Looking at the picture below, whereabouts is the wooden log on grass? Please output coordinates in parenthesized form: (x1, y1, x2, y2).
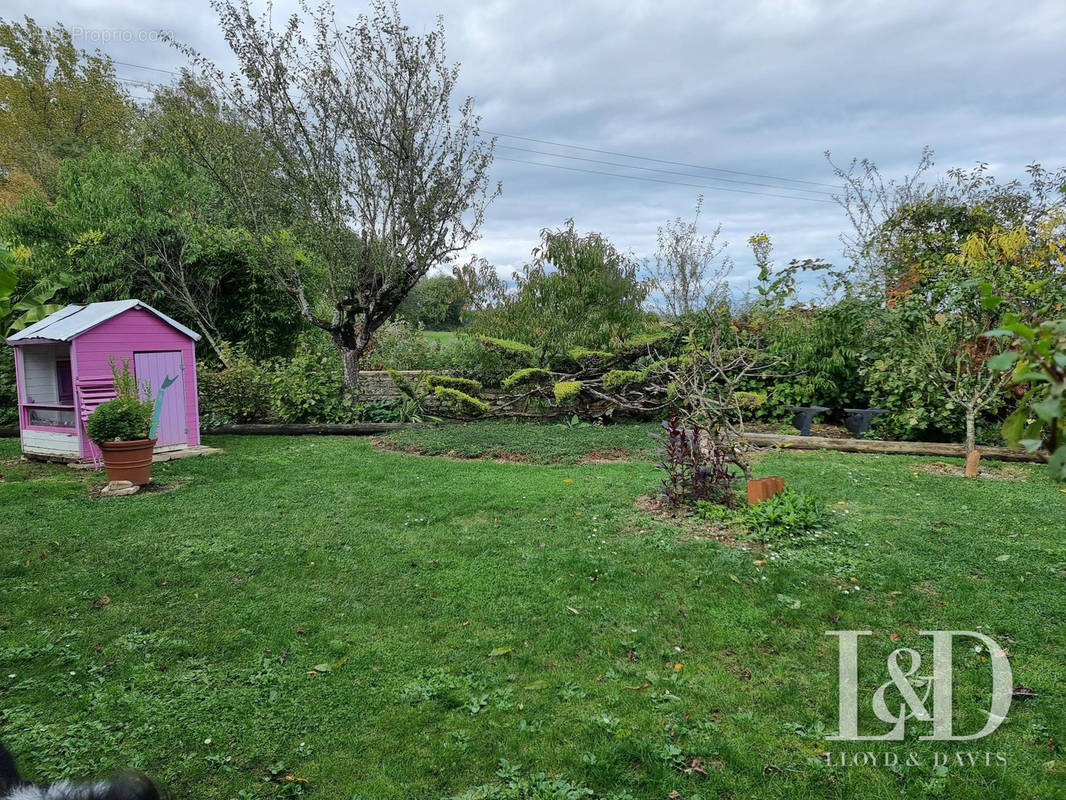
(740, 432, 1047, 464)
(202, 423, 414, 436)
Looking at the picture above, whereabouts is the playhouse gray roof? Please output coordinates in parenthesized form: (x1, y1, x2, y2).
(6, 299, 201, 344)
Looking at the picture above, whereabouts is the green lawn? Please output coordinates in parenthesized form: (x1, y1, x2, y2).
(381, 420, 658, 463)
(1, 426, 1064, 799)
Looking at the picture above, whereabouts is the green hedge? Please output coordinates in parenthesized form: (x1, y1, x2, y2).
(434, 386, 490, 417)
(426, 374, 483, 397)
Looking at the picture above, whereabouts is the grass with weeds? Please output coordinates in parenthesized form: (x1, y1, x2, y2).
(1, 425, 1064, 799)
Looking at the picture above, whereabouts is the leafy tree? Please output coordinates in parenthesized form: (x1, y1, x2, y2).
(167, 0, 497, 389)
(0, 241, 65, 336)
(452, 255, 506, 314)
(396, 275, 464, 329)
(646, 196, 731, 317)
(914, 310, 1011, 455)
(480, 220, 647, 364)
(988, 313, 1066, 480)
(0, 17, 136, 201)
(2, 150, 301, 359)
(828, 149, 1065, 302)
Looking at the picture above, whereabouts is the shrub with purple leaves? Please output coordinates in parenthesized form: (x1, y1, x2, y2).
(652, 412, 740, 509)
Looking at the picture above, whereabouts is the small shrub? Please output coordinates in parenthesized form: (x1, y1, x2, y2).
(602, 369, 643, 391)
(439, 335, 515, 387)
(356, 398, 408, 423)
(695, 499, 742, 524)
(427, 374, 483, 396)
(652, 413, 740, 508)
(365, 320, 440, 370)
(434, 386, 490, 417)
(553, 381, 582, 405)
(501, 367, 553, 391)
(87, 359, 154, 443)
(735, 391, 766, 410)
(86, 397, 153, 443)
(198, 343, 271, 423)
(388, 369, 419, 399)
(744, 489, 826, 540)
(567, 347, 614, 369)
(618, 330, 671, 357)
(268, 345, 354, 423)
(477, 336, 536, 364)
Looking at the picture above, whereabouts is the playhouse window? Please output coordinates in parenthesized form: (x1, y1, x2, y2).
(19, 344, 77, 430)
(28, 407, 75, 428)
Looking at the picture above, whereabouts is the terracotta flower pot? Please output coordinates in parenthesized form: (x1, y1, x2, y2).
(746, 476, 786, 506)
(98, 438, 157, 485)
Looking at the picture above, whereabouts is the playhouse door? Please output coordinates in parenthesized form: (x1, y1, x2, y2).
(134, 351, 186, 448)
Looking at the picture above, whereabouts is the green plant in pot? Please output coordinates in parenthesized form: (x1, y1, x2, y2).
(86, 359, 155, 485)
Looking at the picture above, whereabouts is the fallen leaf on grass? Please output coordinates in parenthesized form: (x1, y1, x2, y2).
(307, 657, 347, 675)
(565, 606, 581, 615)
(1012, 685, 1038, 699)
(625, 682, 651, 690)
(91, 596, 110, 608)
(888, 633, 901, 642)
(524, 680, 547, 690)
(684, 758, 707, 776)
(488, 646, 514, 657)
(995, 554, 1011, 562)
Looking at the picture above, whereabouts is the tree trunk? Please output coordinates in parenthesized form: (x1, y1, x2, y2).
(965, 407, 977, 455)
(341, 346, 361, 391)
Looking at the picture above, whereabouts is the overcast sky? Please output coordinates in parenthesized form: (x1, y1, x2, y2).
(9, 0, 1066, 295)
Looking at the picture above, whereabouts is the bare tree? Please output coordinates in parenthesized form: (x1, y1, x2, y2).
(826, 148, 938, 298)
(168, 0, 498, 388)
(646, 196, 732, 317)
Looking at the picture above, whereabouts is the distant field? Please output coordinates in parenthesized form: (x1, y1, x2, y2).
(422, 329, 458, 344)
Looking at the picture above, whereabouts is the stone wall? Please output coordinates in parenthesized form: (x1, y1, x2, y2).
(354, 370, 440, 401)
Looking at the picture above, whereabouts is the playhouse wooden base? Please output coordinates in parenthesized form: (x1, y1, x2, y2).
(21, 444, 222, 468)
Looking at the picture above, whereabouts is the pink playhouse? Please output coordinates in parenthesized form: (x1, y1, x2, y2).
(6, 300, 201, 462)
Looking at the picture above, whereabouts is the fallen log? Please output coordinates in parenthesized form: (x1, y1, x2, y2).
(202, 422, 413, 436)
(741, 432, 1048, 464)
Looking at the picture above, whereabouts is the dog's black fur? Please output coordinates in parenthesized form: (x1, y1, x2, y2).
(0, 743, 161, 800)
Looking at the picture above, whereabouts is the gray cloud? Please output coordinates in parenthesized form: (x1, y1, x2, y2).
(9, 0, 1066, 296)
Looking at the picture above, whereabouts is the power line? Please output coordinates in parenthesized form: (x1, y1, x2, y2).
(113, 60, 178, 75)
(494, 156, 837, 204)
(484, 129, 839, 190)
(117, 75, 163, 88)
(495, 143, 836, 197)
(106, 58, 840, 194)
